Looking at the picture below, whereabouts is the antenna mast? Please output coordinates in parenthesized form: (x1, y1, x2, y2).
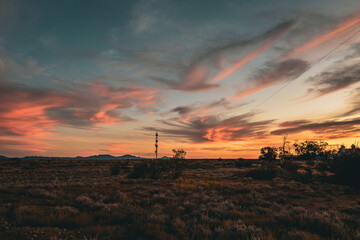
(155, 132, 158, 160)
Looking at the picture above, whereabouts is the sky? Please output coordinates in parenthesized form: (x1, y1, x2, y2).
(1, 0, 360, 158)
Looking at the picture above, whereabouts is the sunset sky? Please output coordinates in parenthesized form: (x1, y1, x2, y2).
(1, 0, 360, 158)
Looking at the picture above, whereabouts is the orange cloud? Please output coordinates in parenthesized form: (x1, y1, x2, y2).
(231, 59, 309, 101)
(176, 64, 218, 91)
(0, 81, 160, 143)
(0, 137, 54, 156)
(232, 82, 273, 101)
(285, 11, 360, 58)
(210, 22, 293, 83)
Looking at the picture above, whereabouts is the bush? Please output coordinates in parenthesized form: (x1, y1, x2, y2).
(110, 164, 121, 175)
(128, 159, 184, 179)
(246, 165, 279, 180)
(306, 159, 315, 166)
(234, 159, 253, 168)
(280, 160, 299, 172)
(259, 147, 278, 161)
(332, 153, 360, 186)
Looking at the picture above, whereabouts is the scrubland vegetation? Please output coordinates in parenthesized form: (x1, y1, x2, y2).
(0, 153, 359, 239)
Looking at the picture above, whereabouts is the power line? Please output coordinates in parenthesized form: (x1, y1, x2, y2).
(249, 26, 360, 113)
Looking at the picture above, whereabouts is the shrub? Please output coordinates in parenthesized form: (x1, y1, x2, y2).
(259, 147, 278, 161)
(128, 159, 184, 179)
(280, 160, 299, 172)
(172, 149, 186, 160)
(110, 164, 121, 175)
(246, 165, 278, 180)
(293, 140, 328, 160)
(332, 152, 360, 186)
(234, 159, 253, 168)
(306, 159, 315, 166)
(315, 161, 329, 172)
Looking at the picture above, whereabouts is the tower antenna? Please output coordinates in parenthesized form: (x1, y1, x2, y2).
(155, 132, 158, 160)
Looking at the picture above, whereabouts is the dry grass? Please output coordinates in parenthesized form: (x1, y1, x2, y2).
(0, 158, 359, 239)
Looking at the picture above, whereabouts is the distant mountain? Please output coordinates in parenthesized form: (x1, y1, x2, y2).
(118, 154, 142, 159)
(4, 154, 144, 160)
(86, 154, 116, 159)
(84, 154, 142, 159)
(160, 156, 171, 159)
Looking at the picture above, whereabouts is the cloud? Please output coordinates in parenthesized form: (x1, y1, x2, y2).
(271, 118, 360, 139)
(306, 62, 360, 98)
(130, 0, 169, 34)
(0, 137, 54, 156)
(0, 80, 160, 137)
(173, 64, 218, 91)
(0, 49, 45, 78)
(342, 87, 360, 116)
(116, 20, 296, 92)
(174, 20, 295, 91)
(170, 98, 248, 122)
(284, 10, 360, 58)
(278, 120, 311, 128)
(232, 59, 309, 100)
(209, 21, 294, 84)
(144, 113, 274, 143)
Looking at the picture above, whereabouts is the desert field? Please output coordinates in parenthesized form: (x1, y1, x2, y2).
(0, 158, 359, 240)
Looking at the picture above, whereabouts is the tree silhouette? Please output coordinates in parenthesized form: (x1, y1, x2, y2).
(259, 147, 278, 161)
(293, 140, 328, 160)
(172, 149, 186, 160)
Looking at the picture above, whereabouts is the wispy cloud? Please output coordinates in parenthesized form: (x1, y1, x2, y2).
(0, 137, 54, 156)
(210, 21, 294, 83)
(0, 49, 44, 79)
(342, 87, 360, 117)
(0, 80, 160, 137)
(170, 98, 248, 122)
(130, 0, 171, 34)
(284, 10, 360, 59)
(232, 59, 309, 100)
(144, 113, 273, 143)
(271, 118, 360, 139)
(305, 61, 360, 99)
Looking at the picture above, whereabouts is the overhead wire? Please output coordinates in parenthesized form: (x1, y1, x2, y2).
(248, 25, 360, 113)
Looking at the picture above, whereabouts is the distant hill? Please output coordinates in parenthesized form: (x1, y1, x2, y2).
(84, 154, 142, 160)
(2, 154, 145, 160)
(85, 154, 116, 159)
(118, 154, 142, 159)
(160, 156, 171, 159)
